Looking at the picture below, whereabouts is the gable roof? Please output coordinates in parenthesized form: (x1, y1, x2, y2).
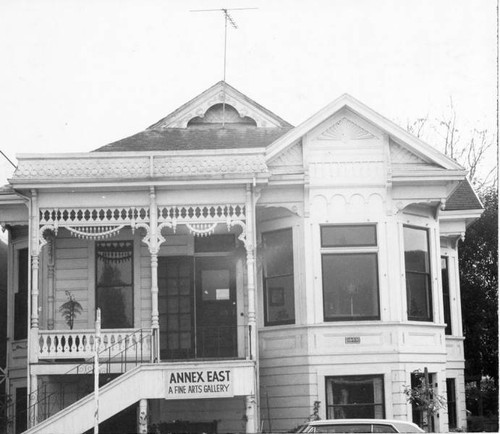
(93, 81, 292, 153)
(94, 127, 292, 152)
(446, 179, 483, 211)
(266, 93, 465, 171)
(147, 81, 292, 130)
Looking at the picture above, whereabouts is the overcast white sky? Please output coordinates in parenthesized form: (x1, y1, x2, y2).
(0, 0, 497, 185)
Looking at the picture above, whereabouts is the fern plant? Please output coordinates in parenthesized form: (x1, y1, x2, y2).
(59, 290, 83, 329)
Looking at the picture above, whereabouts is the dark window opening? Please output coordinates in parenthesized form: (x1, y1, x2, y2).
(326, 375, 385, 419)
(96, 241, 134, 329)
(194, 234, 236, 253)
(15, 387, 27, 434)
(262, 228, 295, 326)
(441, 257, 452, 335)
(404, 226, 432, 321)
(14, 248, 29, 340)
(447, 378, 457, 429)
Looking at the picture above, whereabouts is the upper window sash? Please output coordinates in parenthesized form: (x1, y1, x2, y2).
(321, 224, 377, 248)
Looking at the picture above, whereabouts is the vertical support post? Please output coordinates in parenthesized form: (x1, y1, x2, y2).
(137, 399, 148, 434)
(28, 189, 39, 428)
(29, 374, 38, 428)
(94, 308, 101, 434)
(149, 187, 160, 362)
(30, 189, 40, 330)
(244, 184, 258, 433)
(47, 237, 55, 329)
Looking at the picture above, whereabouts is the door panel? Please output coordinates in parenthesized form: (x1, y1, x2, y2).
(159, 257, 194, 360)
(159, 255, 237, 360)
(196, 256, 237, 358)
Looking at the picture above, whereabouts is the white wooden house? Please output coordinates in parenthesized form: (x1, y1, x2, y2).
(0, 82, 483, 433)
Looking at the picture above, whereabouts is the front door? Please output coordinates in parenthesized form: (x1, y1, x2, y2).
(159, 255, 237, 360)
(196, 256, 237, 358)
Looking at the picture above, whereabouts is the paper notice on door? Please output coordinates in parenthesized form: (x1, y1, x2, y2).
(216, 288, 230, 300)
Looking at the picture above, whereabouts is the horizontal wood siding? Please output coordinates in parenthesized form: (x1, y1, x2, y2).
(54, 236, 90, 330)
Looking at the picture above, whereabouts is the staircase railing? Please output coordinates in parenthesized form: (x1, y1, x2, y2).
(5, 328, 152, 429)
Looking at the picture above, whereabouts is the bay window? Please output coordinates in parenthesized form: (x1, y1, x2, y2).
(321, 225, 380, 321)
(404, 226, 432, 321)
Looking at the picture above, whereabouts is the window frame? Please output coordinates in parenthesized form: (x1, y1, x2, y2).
(320, 224, 380, 322)
(261, 227, 295, 326)
(13, 246, 29, 341)
(325, 374, 386, 420)
(403, 225, 433, 322)
(446, 378, 457, 429)
(441, 256, 452, 335)
(95, 240, 134, 329)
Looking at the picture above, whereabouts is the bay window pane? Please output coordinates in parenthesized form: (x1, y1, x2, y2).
(322, 253, 379, 320)
(404, 227, 432, 321)
(321, 225, 377, 247)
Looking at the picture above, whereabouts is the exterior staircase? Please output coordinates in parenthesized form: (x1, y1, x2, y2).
(25, 361, 254, 434)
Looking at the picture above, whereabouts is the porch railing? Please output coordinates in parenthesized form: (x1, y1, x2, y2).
(38, 328, 152, 360)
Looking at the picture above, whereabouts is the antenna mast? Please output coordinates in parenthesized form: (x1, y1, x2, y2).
(190, 7, 257, 127)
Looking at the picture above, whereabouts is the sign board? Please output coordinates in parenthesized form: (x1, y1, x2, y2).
(166, 368, 234, 399)
(345, 336, 361, 344)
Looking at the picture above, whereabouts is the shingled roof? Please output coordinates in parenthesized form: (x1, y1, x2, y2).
(93, 127, 292, 152)
(446, 180, 483, 211)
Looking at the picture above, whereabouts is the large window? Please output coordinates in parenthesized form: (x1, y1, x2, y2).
(262, 228, 295, 325)
(404, 226, 432, 321)
(441, 257, 452, 335)
(326, 375, 385, 419)
(321, 225, 379, 321)
(14, 248, 29, 340)
(96, 241, 134, 329)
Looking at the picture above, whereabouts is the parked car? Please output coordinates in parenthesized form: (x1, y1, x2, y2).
(295, 419, 425, 433)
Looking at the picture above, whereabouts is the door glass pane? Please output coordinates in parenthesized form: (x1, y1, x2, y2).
(201, 269, 230, 301)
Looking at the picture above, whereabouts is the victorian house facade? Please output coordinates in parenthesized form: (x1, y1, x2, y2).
(0, 82, 482, 433)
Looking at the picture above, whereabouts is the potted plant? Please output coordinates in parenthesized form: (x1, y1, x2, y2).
(59, 290, 83, 330)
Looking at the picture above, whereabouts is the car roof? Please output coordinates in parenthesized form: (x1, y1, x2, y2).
(308, 419, 413, 425)
(305, 419, 423, 432)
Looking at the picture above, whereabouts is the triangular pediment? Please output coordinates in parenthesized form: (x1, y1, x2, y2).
(317, 117, 376, 141)
(266, 94, 464, 173)
(148, 81, 291, 129)
(389, 139, 438, 166)
(268, 141, 303, 172)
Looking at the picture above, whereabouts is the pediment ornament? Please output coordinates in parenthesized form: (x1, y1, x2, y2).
(268, 142, 303, 167)
(318, 118, 375, 141)
(389, 140, 428, 164)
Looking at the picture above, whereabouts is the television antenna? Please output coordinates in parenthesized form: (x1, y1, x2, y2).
(190, 7, 257, 127)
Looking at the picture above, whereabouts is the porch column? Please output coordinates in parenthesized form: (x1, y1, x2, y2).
(245, 184, 259, 433)
(149, 187, 160, 362)
(47, 237, 55, 329)
(137, 399, 148, 433)
(29, 374, 38, 428)
(30, 189, 39, 330)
